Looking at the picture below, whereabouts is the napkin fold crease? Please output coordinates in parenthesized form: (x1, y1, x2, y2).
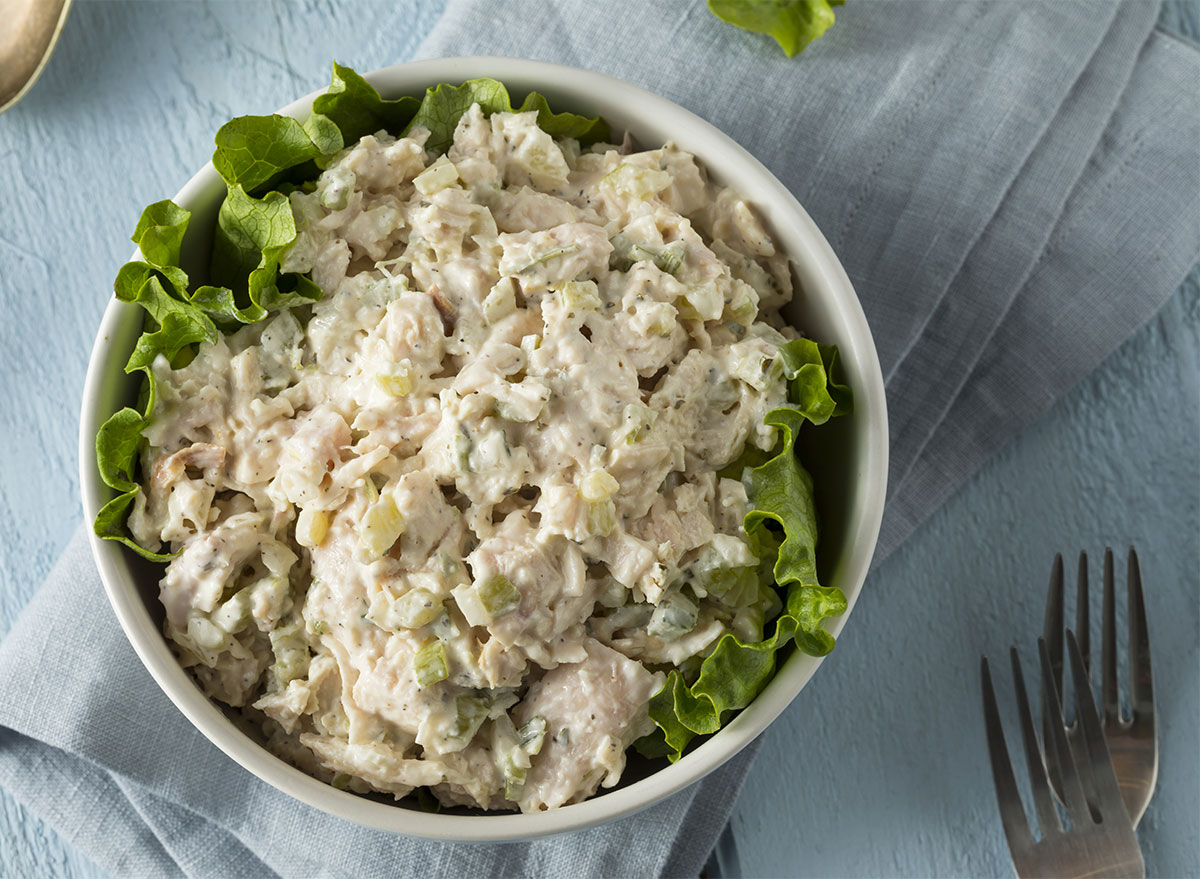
(883, 0, 1153, 498)
(1, 2, 1197, 877)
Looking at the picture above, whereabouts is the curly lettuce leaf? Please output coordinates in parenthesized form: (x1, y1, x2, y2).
(124, 311, 212, 373)
(131, 200, 190, 267)
(405, 78, 609, 156)
(647, 346, 851, 760)
(94, 396, 177, 562)
(95, 198, 280, 560)
(708, 0, 843, 57)
(212, 115, 325, 193)
(744, 408, 821, 586)
(95, 407, 147, 494)
(212, 62, 421, 193)
(310, 61, 420, 147)
(776, 337, 852, 424)
(188, 283, 267, 327)
(93, 491, 177, 562)
(118, 274, 218, 348)
(211, 184, 321, 313)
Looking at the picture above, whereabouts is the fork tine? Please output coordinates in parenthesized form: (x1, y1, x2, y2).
(1009, 647, 1062, 837)
(1127, 548, 1156, 726)
(1043, 554, 1066, 798)
(1101, 547, 1119, 723)
(1038, 637, 1091, 822)
(1066, 630, 1128, 820)
(981, 656, 1036, 852)
(1077, 551, 1090, 678)
(1043, 553, 1065, 699)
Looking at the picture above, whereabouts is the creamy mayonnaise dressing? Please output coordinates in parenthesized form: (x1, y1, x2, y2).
(131, 103, 799, 811)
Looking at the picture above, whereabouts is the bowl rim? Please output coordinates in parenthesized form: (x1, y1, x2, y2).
(78, 55, 888, 842)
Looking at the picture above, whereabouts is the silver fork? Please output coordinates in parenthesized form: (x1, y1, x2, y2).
(981, 633, 1145, 879)
(1043, 548, 1158, 826)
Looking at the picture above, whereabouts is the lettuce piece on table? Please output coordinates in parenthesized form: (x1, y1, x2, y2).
(708, 0, 843, 57)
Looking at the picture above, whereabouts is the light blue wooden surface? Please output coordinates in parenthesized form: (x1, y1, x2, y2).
(0, 2, 1195, 877)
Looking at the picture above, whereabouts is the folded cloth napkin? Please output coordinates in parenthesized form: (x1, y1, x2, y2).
(1, 2, 1197, 877)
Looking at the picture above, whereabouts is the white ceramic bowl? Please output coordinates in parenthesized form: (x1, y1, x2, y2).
(78, 57, 888, 841)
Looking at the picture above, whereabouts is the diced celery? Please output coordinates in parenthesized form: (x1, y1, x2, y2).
(450, 583, 489, 628)
(493, 378, 550, 423)
(643, 301, 678, 337)
(501, 753, 528, 800)
(518, 244, 579, 275)
(413, 155, 459, 195)
(607, 233, 636, 272)
(684, 537, 759, 605)
(654, 241, 686, 276)
(361, 272, 409, 308)
(603, 163, 672, 199)
(477, 574, 521, 618)
(482, 278, 517, 324)
(413, 640, 450, 688)
(448, 694, 489, 743)
(504, 774, 526, 801)
(295, 507, 329, 548)
(558, 279, 601, 311)
(587, 498, 617, 538)
(677, 282, 723, 321)
(730, 347, 773, 391)
(579, 467, 619, 502)
(453, 426, 474, 473)
(317, 166, 355, 211)
(377, 360, 414, 397)
(630, 244, 660, 264)
(358, 493, 405, 559)
(367, 587, 442, 631)
(700, 566, 758, 606)
(394, 587, 442, 628)
(621, 403, 657, 444)
(517, 716, 548, 755)
(647, 590, 699, 640)
(725, 281, 759, 325)
(269, 624, 310, 689)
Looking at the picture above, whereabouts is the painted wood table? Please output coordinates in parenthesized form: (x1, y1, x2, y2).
(0, 2, 1195, 876)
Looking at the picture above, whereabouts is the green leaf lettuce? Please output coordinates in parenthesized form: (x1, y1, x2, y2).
(708, 0, 844, 57)
(647, 342, 851, 760)
(310, 62, 420, 148)
(405, 78, 609, 156)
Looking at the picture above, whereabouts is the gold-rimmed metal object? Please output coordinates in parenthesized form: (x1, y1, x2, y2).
(0, 0, 74, 115)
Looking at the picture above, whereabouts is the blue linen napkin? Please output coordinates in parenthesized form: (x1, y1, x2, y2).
(0, 2, 1197, 877)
